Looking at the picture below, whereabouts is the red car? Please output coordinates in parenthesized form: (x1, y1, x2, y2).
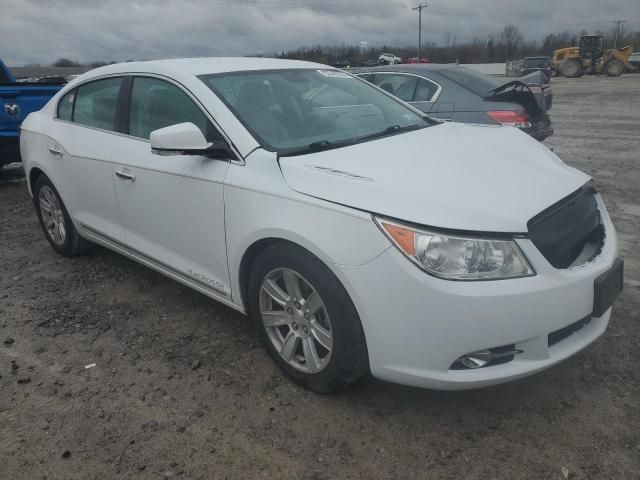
(404, 57, 429, 64)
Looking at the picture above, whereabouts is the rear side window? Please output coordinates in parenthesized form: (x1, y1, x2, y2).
(438, 67, 501, 97)
(371, 74, 417, 102)
(57, 90, 75, 121)
(74, 78, 122, 131)
(414, 78, 439, 102)
(129, 77, 209, 140)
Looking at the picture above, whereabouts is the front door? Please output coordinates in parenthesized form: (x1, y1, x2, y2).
(111, 76, 231, 297)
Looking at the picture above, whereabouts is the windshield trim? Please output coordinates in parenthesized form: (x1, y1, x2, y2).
(198, 68, 433, 155)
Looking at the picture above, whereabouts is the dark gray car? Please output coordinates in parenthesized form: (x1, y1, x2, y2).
(352, 64, 554, 141)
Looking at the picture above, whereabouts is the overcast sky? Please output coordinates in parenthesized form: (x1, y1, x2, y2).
(2, 0, 638, 65)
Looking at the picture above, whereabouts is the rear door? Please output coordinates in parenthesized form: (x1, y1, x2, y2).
(44, 77, 126, 243)
(110, 76, 232, 297)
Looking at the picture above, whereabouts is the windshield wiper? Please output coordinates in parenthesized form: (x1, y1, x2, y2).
(279, 139, 351, 157)
(307, 140, 332, 151)
(355, 123, 423, 143)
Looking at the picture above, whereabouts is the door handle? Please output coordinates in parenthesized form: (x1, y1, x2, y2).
(48, 147, 63, 156)
(115, 169, 136, 182)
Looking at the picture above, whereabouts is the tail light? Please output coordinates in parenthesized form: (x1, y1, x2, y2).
(487, 110, 531, 128)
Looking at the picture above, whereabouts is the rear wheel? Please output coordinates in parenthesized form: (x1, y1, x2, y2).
(604, 59, 624, 77)
(33, 175, 90, 256)
(562, 59, 583, 78)
(248, 242, 368, 392)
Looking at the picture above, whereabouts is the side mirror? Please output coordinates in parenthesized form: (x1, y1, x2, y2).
(150, 122, 235, 160)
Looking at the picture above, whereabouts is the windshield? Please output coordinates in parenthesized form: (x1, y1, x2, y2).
(437, 66, 502, 96)
(524, 59, 549, 68)
(200, 69, 428, 155)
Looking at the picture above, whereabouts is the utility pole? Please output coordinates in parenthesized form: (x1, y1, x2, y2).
(413, 3, 428, 61)
(612, 19, 626, 48)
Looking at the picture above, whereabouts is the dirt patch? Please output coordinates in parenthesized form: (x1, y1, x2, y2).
(1, 76, 639, 479)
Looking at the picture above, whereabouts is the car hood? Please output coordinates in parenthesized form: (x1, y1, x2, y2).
(279, 123, 590, 233)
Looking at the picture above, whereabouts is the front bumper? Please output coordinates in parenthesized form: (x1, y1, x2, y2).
(337, 197, 618, 390)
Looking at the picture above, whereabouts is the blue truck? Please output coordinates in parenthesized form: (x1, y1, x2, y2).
(1, 59, 65, 166)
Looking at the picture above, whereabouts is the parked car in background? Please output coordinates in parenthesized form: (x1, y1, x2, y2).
(404, 57, 429, 64)
(353, 64, 554, 141)
(360, 59, 380, 67)
(378, 53, 402, 65)
(1, 59, 65, 166)
(330, 60, 351, 69)
(629, 52, 640, 72)
(519, 56, 554, 78)
(16, 75, 69, 84)
(21, 58, 621, 393)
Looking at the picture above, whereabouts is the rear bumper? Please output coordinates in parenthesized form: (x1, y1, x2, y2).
(524, 115, 554, 141)
(529, 125, 554, 141)
(0, 135, 21, 166)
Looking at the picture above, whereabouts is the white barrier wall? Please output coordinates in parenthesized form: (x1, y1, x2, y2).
(459, 63, 507, 75)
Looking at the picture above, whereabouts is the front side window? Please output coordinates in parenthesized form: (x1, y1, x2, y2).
(129, 77, 209, 140)
(371, 73, 418, 102)
(73, 78, 122, 131)
(57, 90, 75, 121)
(200, 69, 427, 155)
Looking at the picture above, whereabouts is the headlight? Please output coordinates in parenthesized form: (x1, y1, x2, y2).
(375, 218, 535, 280)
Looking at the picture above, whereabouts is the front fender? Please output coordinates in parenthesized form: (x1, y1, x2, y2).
(224, 149, 390, 307)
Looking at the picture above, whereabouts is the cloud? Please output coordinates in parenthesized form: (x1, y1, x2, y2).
(1, 0, 638, 65)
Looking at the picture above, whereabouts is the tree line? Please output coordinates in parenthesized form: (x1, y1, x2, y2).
(266, 24, 640, 65)
(47, 23, 639, 68)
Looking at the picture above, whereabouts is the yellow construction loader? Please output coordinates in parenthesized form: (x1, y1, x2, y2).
(552, 34, 634, 77)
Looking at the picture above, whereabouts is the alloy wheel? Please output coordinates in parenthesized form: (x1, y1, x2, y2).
(259, 268, 333, 373)
(38, 185, 66, 246)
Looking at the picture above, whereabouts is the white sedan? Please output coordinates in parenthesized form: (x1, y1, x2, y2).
(20, 58, 623, 392)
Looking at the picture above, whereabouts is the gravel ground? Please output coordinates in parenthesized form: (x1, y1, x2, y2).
(1, 75, 639, 480)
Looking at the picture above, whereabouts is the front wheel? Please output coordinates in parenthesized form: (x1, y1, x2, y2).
(248, 243, 368, 392)
(562, 59, 583, 78)
(33, 175, 90, 256)
(604, 59, 624, 77)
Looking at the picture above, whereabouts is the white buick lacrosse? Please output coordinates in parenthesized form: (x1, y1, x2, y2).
(20, 58, 622, 392)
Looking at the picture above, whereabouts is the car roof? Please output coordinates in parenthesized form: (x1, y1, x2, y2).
(81, 57, 328, 79)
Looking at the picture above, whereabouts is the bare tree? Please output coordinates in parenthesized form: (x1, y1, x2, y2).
(499, 24, 523, 60)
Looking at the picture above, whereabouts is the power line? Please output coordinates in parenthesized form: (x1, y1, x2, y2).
(412, 3, 428, 61)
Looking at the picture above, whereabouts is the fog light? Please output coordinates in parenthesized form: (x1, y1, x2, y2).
(451, 344, 523, 370)
(459, 350, 492, 369)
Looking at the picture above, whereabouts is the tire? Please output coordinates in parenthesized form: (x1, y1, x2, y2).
(562, 59, 583, 78)
(604, 59, 624, 77)
(248, 242, 369, 392)
(33, 174, 91, 257)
